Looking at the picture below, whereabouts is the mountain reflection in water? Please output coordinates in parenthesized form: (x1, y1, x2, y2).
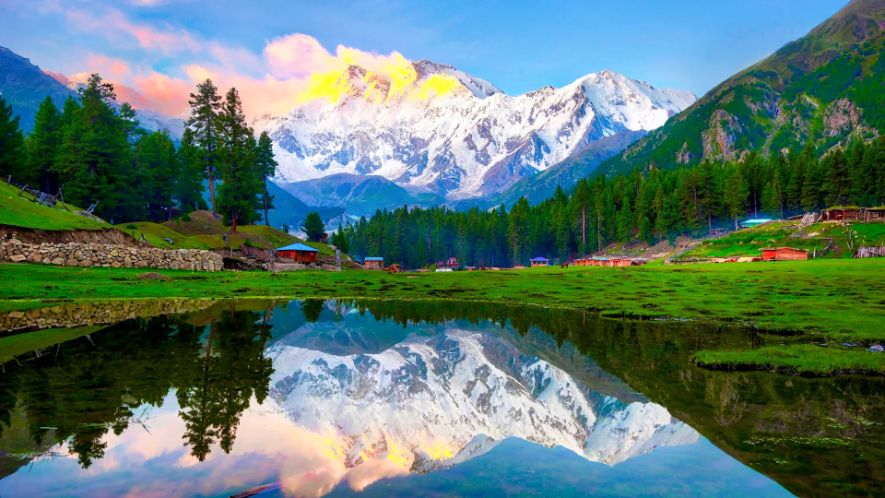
(0, 299, 875, 496)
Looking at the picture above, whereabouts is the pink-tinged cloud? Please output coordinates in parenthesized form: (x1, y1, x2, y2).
(86, 54, 130, 81)
(131, 72, 191, 115)
(44, 69, 71, 86)
(65, 7, 199, 54)
(264, 33, 336, 78)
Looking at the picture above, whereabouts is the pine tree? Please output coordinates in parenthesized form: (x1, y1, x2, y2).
(24, 97, 61, 191)
(255, 131, 277, 226)
(723, 166, 748, 229)
(571, 179, 591, 254)
(332, 223, 349, 253)
(186, 79, 222, 212)
(823, 149, 850, 206)
(216, 87, 261, 230)
(175, 128, 208, 212)
(54, 74, 129, 220)
(508, 197, 530, 265)
(616, 194, 633, 242)
(134, 131, 178, 221)
(761, 169, 784, 219)
(0, 94, 25, 181)
(302, 211, 325, 241)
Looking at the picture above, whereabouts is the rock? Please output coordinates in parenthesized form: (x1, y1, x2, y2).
(868, 344, 884, 353)
(9, 254, 26, 262)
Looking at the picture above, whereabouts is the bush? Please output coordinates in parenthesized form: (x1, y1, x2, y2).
(125, 223, 138, 230)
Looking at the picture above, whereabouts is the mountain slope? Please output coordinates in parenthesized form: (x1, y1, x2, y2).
(0, 46, 74, 131)
(280, 173, 444, 217)
(264, 60, 694, 201)
(596, 0, 884, 175)
(0, 45, 183, 136)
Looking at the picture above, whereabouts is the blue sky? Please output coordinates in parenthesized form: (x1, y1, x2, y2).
(0, 0, 848, 115)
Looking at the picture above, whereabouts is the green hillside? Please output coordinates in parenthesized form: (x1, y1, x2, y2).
(679, 220, 885, 259)
(117, 210, 304, 251)
(0, 181, 108, 231)
(596, 0, 884, 174)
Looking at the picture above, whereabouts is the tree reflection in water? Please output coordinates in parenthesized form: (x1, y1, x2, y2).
(0, 305, 273, 469)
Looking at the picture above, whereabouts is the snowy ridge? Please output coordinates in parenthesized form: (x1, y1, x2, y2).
(267, 328, 698, 476)
(265, 61, 695, 200)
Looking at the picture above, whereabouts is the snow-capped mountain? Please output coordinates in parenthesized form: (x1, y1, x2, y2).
(267, 327, 698, 475)
(264, 59, 695, 201)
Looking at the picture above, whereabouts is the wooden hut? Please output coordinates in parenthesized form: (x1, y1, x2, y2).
(275, 243, 319, 263)
(363, 256, 384, 270)
(761, 247, 809, 261)
(530, 256, 550, 267)
(609, 257, 634, 267)
(822, 207, 862, 221)
(863, 207, 885, 222)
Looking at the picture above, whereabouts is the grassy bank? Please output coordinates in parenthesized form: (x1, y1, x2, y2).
(681, 220, 885, 259)
(0, 259, 883, 374)
(0, 181, 108, 231)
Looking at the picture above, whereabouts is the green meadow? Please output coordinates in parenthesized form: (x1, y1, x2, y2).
(1, 258, 882, 375)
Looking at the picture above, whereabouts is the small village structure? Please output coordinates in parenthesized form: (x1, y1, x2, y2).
(863, 207, 885, 222)
(761, 247, 809, 261)
(275, 243, 319, 263)
(574, 256, 648, 267)
(822, 207, 862, 221)
(363, 256, 384, 270)
(530, 256, 550, 267)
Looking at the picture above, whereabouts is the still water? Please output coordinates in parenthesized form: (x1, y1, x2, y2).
(0, 299, 881, 497)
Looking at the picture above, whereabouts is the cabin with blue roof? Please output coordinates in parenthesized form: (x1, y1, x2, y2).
(363, 256, 384, 270)
(276, 243, 319, 263)
(530, 256, 550, 267)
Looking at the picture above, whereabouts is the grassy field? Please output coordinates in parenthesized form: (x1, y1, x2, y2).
(0, 181, 108, 231)
(116, 211, 302, 251)
(681, 220, 885, 259)
(0, 258, 882, 374)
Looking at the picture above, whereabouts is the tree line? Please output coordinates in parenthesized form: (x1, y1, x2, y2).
(344, 137, 885, 268)
(0, 75, 277, 229)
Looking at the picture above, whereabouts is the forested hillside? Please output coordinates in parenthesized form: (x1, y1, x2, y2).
(345, 138, 885, 268)
(0, 75, 276, 227)
(585, 0, 884, 175)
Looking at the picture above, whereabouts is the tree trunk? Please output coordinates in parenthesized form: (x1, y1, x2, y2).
(263, 181, 270, 226)
(231, 212, 238, 233)
(581, 208, 586, 254)
(207, 167, 216, 212)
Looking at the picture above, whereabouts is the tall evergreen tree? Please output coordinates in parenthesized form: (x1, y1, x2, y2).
(723, 166, 749, 229)
(24, 97, 61, 191)
(216, 87, 261, 230)
(255, 131, 277, 226)
(186, 79, 222, 212)
(175, 128, 209, 212)
(55, 74, 130, 220)
(0, 94, 25, 181)
(302, 211, 325, 242)
(508, 197, 530, 265)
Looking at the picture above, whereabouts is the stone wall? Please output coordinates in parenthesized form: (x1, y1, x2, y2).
(0, 238, 223, 271)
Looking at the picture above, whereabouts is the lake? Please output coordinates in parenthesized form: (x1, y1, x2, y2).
(0, 299, 881, 497)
